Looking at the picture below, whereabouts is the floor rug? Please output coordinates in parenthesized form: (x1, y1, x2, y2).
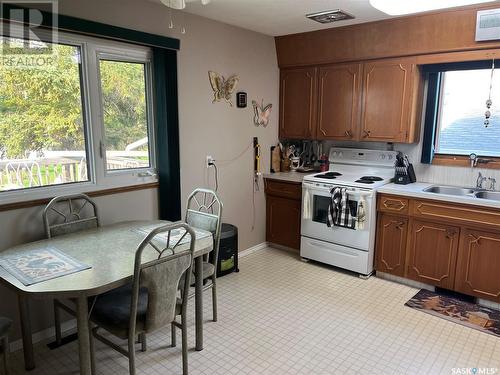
(405, 289, 500, 338)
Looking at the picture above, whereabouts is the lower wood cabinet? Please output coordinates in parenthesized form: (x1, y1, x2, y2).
(375, 214, 407, 276)
(455, 229, 500, 301)
(406, 220, 459, 289)
(265, 178, 301, 250)
(376, 193, 500, 302)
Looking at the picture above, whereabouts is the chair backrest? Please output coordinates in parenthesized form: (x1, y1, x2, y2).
(43, 194, 100, 238)
(130, 223, 195, 334)
(185, 188, 223, 269)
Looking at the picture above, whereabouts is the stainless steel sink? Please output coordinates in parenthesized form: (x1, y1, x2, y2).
(474, 191, 500, 201)
(423, 185, 475, 196)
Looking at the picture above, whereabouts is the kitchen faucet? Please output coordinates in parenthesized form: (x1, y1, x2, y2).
(476, 172, 487, 189)
(489, 177, 497, 191)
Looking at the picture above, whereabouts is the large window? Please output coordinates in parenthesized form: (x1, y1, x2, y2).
(422, 60, 500, 163)
(0, 28, 156, 201)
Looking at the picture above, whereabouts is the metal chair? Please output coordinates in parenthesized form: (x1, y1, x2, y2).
(184, 188, 223, 320)
(89, 223, 196, 375)
(0, 317, 12, 375)
(43, 194, 100, 345)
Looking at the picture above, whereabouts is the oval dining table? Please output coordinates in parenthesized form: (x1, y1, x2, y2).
(0, 220, 213, 374)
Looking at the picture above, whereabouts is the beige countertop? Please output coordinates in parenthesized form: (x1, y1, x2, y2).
(378, 182, 500, 209)
(263, 171, 313, 184)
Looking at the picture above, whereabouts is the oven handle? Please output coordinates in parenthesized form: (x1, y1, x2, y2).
(302, 183, 374, 198)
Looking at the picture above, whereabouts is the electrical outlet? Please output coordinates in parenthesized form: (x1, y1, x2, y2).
(206, 155, 214, 168)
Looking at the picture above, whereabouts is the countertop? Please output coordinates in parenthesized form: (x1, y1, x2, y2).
(263, 171, 312, 184)
(378, 182, 500, 210)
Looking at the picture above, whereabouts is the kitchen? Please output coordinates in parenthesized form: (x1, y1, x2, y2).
(1, 0, 500, 374)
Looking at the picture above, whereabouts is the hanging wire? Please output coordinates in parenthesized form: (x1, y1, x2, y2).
(485, 59, 495, 128)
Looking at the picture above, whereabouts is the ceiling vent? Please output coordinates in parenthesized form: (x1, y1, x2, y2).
(306, 9, 355, 24)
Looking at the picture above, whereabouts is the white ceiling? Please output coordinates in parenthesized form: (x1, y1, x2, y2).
(151, 0, 397, 36)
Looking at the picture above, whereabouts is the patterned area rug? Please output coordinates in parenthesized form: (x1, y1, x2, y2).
(405, 289, 500, 338)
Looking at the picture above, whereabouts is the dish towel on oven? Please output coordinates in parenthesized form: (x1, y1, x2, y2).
(303, 188, 312, 220)
(327, 187, 357, 229)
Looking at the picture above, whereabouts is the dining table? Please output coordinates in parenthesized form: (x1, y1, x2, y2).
(0, 220, 214, 375)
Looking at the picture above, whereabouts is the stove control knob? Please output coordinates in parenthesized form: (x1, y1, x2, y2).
(338, 152, 343, 158)
(388, 154, 394, 160)
(381, 154, 386, 160)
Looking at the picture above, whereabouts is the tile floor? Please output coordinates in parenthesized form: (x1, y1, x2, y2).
(8, 247, 500, 375)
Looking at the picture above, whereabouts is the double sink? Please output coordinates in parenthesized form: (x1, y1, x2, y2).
(424, 185, 500, 201)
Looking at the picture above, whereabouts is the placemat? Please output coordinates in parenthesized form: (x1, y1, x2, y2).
(0, 247, 91, 286)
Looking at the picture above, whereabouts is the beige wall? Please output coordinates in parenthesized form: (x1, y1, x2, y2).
(0, 0, 278, 340)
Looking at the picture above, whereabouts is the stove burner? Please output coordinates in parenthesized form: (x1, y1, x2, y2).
(355, 179, 375, 184)
(359, 176, 383, 182)
(315, 172, 343, 179)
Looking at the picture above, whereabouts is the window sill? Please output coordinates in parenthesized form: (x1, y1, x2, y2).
(432, 154, 500, 169)
(0, 182, 159, 212)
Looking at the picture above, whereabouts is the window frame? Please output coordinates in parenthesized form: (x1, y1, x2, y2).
(0, 26, 158, 205)
(421, 59, 500, 168)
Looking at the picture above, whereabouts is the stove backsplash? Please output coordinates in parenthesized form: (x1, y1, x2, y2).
(287, 139, 500, 190)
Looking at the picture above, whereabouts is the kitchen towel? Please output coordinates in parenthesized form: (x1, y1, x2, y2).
(303, 188, 312, 220)
(328, 187, 361, 230)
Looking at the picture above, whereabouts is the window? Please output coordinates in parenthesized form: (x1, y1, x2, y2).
(422, 60, 500, 164)
(0, 28, 156, 202)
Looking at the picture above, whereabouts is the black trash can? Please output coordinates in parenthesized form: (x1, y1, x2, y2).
(212, 223, 239, 277)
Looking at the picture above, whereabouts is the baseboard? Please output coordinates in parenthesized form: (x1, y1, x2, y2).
(267, 242, 299, 253)
(10, 318, 77, 352)
(376, 271, 436, 292)
(239, 242, 268, 258)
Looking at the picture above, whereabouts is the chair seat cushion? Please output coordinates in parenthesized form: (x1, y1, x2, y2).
(194, 262, 215, 278)
(0, 317, 12, 337)
(90, 284, 148, 338)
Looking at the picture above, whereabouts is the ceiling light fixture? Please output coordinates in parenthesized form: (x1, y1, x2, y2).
(369, 0, 495, 16)
(306, 9, 355, 24)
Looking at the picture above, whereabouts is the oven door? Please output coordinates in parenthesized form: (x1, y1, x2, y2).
(301, 181, 374, 251)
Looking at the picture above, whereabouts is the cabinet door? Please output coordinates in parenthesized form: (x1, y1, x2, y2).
(407, 220, 459, 288)
(279, 67, 317, 139)
(375, 214, 408, 276)
(266, 195, 301, 250)
(455, 229, 500, 302)
(317, 63, 362, 140)
(360, 58, 416, 142)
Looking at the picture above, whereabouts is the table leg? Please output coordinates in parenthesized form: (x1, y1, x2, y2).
(18, 294, 35, 371)
(76, 296, 92, 375)
(195, 256, 203, 351)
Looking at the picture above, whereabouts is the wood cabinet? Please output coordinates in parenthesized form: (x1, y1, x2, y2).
(360, 58, 419, 143)
(455, 229, 500, 301)
(375, 214, 408, 277)
(376, 193, 500, 302)
(317, 63, 362, 140)
(279, 67, 317, 139)
(265, 179, 301, 250)
(406, 220, 459, 289)
(279, 58, 421, 143)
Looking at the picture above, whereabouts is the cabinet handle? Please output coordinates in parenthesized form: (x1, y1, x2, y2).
(345, 130, 353, 137)
(363, 130, 371, 138)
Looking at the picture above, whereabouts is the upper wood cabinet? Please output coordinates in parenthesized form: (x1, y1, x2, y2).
(317, 63, 362, 140)
(455, 229, 500, 302)
(360, 58, 419, 143)
(279, 67, 318, 139)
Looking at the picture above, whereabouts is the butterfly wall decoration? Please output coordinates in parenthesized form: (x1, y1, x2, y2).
(208, 71, 239, 106)
(252, 100, 272, 127)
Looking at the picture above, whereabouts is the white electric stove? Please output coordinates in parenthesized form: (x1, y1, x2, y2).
(300, 147, 397, 277)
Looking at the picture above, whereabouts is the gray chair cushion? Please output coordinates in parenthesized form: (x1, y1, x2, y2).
(90, 284, 148, 339)
(0, 317, 12, 337)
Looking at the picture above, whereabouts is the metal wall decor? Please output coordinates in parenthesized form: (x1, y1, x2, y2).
(208, 71, 239, 106)
(252, 99, 272, 127)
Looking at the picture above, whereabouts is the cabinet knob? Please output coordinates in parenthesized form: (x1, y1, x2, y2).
(446, 228, 457, 239)
(363, 130, 371, 138)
